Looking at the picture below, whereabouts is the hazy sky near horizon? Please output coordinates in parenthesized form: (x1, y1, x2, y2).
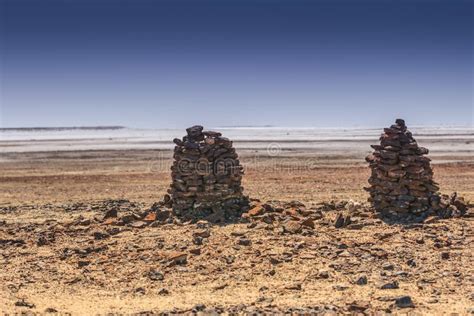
(1, 0, 473, 128)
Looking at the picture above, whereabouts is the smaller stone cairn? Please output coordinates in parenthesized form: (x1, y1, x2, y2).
(365, 119, 468, 219)
(168, 125, 249, 222)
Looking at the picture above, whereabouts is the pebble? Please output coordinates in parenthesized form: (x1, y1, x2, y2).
(134, 287, 146, 295)
(237, 237, 251, 246)
(158, 288, 169, 295)
(285, 283, 302, 290)
(77, 260, 90, 268)
(147, 270, 164, 281)
(318, 270, 330, 279)
(355, 274, 368, 285)
(382, 263, 394, 270)
(15, 299, 35, 308)
(333, 284, 349, 291)
(381, 281, 399, 289)
(93, 231, 109, 240)
(441, 252, 450, 260)
(283, 220, 302, 234)
(190, 247, 201, 255)
(395, 295, 414, 308)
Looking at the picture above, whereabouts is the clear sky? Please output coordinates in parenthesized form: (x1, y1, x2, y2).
(0, 0, 472, 128)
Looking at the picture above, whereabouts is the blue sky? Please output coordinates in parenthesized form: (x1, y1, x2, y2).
(1, 0, 472, 128)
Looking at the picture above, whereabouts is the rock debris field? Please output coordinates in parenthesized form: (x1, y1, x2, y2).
(1, 198, 473, 314)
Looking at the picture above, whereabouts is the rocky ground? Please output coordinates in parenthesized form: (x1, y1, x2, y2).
(0, 149, 473, 314)
(1, 198, 473, 314)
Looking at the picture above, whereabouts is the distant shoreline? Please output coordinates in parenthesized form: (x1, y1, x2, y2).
(0, 126, 126, 132)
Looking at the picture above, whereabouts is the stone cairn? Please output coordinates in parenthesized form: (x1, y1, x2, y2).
(168, 125, 249, 222)
(365, 119, 467, 219)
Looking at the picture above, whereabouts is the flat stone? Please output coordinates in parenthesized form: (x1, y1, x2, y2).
(395, 296, 414, 308)
(380, 281, 399, 289)
(283, 220, 302, 234)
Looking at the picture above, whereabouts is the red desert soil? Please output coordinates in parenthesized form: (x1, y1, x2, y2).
(0, 149, 473, 314)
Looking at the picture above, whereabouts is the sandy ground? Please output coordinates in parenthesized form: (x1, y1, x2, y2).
(0, 149, 473, 314)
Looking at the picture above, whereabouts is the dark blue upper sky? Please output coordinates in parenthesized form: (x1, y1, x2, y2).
(1, 0, 472, 128)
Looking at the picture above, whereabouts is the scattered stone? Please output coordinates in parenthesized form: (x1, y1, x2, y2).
(355, 274, 368, 285)
(129, 221, 147, 229)
(190, 248, 201, 255)
(77, 260, 90, 268)
(381, 281, 399, 289)
(441, 252, 450, 260)
(382, 263, 394, 270)
(334, 213, 351, 228)
(158, 288, 169, 295)
(93, 231, 109, 240)
(143, 212, 157, 222)
(146, 270, 164, 281)
(301, 217, 315, 229)
(283, 220, 302, 234)
(248, 205, 265, 216)
(333, 284, 349, 291)
(78, 219, 91, 226)
(0, 238, 26, 246)
(135, 287, 146, 295)
(106, 227, 121, 236)
(285, 283, 302, 290)
(167, 252, 187, 266)
(318, 270, 330, 279)
(237, 237, 251, 246)
(45, 307, 59, 313)
(230, 230, 246, 237)
(37, 232, 55, 246)
(224, 255, 235, 264)
(103, 208, 118, 220)
(395, 295, 414, 308)
(213, 283, 228, 291)
(193, 304, 206, 312)
(15, 299, 35, 308)
(347, 301, 369, 312)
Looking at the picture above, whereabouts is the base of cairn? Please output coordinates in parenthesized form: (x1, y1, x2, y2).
(168, 125, 249, 222)
(365, 119, 468, 221)
(173, 197, 250, 222)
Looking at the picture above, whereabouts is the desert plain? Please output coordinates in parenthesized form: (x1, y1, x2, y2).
(0, 129, 473, 314)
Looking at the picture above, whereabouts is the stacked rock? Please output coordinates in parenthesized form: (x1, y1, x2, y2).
(365, 119, 440, 217)
(168, 125, 249, 221)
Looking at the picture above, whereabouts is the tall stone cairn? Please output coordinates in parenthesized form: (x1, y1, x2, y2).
(365, 119, 468, 219)
(168, 125, 249, 221)
(365, 119, 439, 216)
